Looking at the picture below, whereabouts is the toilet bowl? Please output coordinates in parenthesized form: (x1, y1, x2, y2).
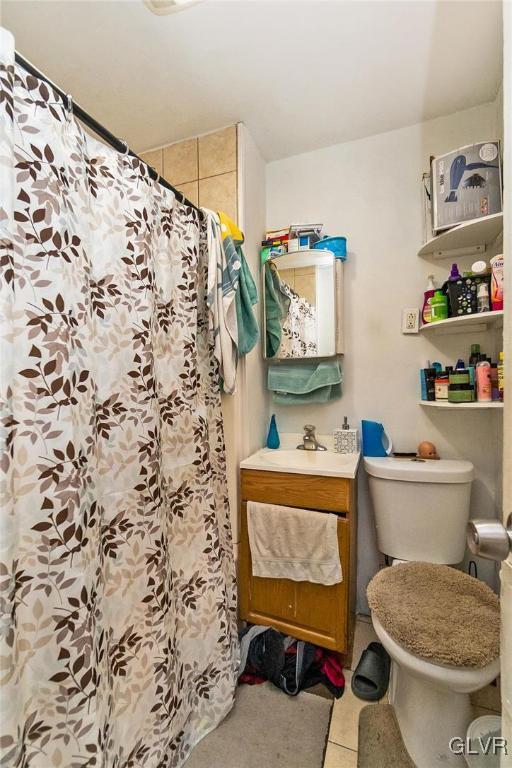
(372, 615, 499, 768)
(364, 458, 500, 767)
(367, 562, 500, 768)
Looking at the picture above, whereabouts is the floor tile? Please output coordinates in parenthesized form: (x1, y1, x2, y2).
(470, 680, 501, 713)
(329, 669, 369, 751)
(323, 741, 358, 768)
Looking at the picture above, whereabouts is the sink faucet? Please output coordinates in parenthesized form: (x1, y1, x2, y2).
(297, 424, 327, 451)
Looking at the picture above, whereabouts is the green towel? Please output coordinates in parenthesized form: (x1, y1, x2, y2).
(217, 211, 259, 364)
(264, 263, 290, 358)
(235, 251, 259, 357)
(268, 360, 342, 405)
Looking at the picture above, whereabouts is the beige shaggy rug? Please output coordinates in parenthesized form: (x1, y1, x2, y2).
(358, 704, 414, 768)
(367, 562, 500, 667)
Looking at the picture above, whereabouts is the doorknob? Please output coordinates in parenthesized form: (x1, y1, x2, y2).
(467, 513, 512, 562)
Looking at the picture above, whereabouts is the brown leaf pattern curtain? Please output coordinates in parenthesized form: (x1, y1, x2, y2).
(0, 31, 238, 767)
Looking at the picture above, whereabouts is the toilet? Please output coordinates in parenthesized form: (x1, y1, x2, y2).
(364, 457, 501, 768)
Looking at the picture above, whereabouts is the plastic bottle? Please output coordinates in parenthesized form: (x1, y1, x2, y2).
(498, 352, 504, 402)
(422, 275, 436, 324)
(471, 260, 488, 275)
(490, 254, 504, 310)
(266, 414, 280, 449)
(469, 344, 481, 366)
(430, 290, 449, 322)
(477, 282, 490, 313)
(476, 360, 492, 402)
(449, 263, 461, 281)
(490, 364, 499, 400)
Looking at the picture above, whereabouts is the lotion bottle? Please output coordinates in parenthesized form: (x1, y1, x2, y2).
(422, 275, 436, 324)
(476, 360, 492, 402)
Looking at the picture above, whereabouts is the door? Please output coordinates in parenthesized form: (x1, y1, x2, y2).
(502, 2, 512, 757)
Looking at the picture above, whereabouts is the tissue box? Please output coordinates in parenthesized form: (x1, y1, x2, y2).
(334, 428, 359, 454)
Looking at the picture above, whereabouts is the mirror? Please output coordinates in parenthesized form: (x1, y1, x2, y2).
(263, 250, 337, 359)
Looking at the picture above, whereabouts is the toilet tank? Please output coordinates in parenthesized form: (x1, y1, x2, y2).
(364, 457, 474, 564)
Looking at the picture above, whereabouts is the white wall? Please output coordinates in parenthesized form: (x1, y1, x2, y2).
(222, 124, 268, 554)
(266, 102, 503, 612)
(238, 124, 269, 459)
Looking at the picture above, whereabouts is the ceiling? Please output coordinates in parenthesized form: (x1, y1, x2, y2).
(2, 0, 503, 161)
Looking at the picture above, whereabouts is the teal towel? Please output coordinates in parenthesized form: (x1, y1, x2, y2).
(268, 360, 342, 405)
(235, 251, 259, 357)
(265, 263, 290, 358)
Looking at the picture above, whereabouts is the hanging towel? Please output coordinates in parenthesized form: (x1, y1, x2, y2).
(205, 209, 239, 394)
(219, 212, 259, 358)
(247, 501, 342, 585)
(264, 261, 290, 357)
(268, 360, 342, 405)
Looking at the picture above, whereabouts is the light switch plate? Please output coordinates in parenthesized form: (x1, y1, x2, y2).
(402, 308, 419, 334)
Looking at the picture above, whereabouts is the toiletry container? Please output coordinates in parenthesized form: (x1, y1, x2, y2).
(430, 291, 448, 322)
(498, 352, 504, 401)
(334, 417, 359, 454)
(476, 361, 492, 402)
(477, 282, 490, 313)
(421, 275, 436, 324)
(490, 364, 499, 400)
(448, 370, 475, 403)
(266, 414, 280, 449)
(420, 368, 436, 401)
(434, 373, 449, 401)
(490, 254, 504, 310)
(447, 273, 491, 316)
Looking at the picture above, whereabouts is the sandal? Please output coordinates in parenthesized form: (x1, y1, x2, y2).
(351, 641, 390, 701)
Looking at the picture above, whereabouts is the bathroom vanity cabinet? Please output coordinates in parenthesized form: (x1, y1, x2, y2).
(238, 469, 357, 659)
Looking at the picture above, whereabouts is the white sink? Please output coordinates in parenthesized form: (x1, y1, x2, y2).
(240, 441, 360, 479)
(263, 449, 354, 470)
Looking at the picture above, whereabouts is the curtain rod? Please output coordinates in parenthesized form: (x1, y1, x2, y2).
(14, 51, 203, 219)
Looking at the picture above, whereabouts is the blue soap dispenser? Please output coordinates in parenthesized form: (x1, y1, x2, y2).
(266, 414, 280, 449)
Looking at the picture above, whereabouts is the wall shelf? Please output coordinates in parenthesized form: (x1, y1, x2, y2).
(420, 310, 503, 335)
(419, 401, 503, 410)
(418, 213, 503, 260)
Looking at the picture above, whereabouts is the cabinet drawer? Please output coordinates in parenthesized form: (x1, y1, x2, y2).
(241, 469, 350, 513)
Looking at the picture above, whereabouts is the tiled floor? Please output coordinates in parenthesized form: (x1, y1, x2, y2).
(322, 616, 501, 767)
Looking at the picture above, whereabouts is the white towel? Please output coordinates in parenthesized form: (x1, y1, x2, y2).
(247, 501, 342, 586)
(204, 209, 238, 394)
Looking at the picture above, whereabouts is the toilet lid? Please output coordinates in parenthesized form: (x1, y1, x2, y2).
(367, 562, 500, 668)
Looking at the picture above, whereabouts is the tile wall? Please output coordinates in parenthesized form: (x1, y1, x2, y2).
(140, 125, 238, 222)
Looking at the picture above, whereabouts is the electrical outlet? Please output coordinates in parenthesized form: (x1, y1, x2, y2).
(402, 308, 419, 334)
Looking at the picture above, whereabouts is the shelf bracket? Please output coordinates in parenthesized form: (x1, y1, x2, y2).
(430, 244, 486, 261)
(432, 322, 489, 335)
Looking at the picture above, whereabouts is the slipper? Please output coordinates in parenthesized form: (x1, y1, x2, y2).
(351, 642, 390, 701)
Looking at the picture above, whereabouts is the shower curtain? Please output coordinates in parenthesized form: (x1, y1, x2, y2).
(0, 30, 238, 768)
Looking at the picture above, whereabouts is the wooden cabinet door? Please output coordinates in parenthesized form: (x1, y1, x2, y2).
(293, 517, 349, 651)
(238, 501, 349, 652)
(239, 503, 297, 626)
